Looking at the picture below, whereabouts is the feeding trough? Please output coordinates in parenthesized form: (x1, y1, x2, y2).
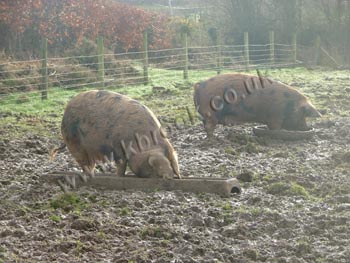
(253, 125, 316, 140)
(45, 172, 241, 197)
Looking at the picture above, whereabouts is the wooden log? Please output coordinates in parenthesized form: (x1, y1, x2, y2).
(44, 172, 241, 197)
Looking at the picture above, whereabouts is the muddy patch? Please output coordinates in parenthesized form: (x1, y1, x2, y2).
(0, 112, 349, 262)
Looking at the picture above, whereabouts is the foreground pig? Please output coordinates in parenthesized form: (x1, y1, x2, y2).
(58, 90, 181, 179)
(193, 73, 321, 138)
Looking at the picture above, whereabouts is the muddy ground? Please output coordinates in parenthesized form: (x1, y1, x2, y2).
(1, 70, 350, 262)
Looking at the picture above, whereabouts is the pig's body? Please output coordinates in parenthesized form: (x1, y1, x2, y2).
(194, 73, 321, 137)
(61, 90, 180, 179)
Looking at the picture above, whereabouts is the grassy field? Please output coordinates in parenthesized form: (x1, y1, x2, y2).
(1, 67, 348, 140)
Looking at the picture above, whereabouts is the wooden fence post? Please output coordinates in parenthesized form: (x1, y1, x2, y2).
(182, 32, 189, 80)
(143, 31, 149, 85)
(269, 30, 275, 66)
(97, 35, 104, 88)
(314, 35, 321, 65)
(40, 38, 48, 100)
(216, 31, 222, 75)
(244, 32, 249, 71)
(292, 33, 297, 63)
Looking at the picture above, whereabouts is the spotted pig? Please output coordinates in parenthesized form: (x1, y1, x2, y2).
(60, 90, 181, 179)
(193, 73, 321, 138)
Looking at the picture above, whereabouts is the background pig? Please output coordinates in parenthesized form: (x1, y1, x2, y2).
(193, 73, 321, 138)
(60, 90, 181, 179)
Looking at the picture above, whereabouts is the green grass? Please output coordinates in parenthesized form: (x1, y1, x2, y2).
(1, 66, 350, 140)
(0, 246, 7, 263)
(0, 68, 217, 139)
(140, 226, 163, 239)
(0, 67, 312, 116)
(50, 192, 88, 213)
(267, 181, 313, 200)
(49, 214, 62, 222)
(118, 206, 131, 216)
(0, 68, 216, 118)
(290, 182, 310, 198)
(221, 202, 232, 211)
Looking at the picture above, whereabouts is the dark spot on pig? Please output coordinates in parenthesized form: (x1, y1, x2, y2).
(96, 90, 109, 98)
(100, 145, 113, 156)
(214, 100, 235, 120)
(243, 81, 252, 95)
(239, 100, 254, 114)
(148, 119, 154, 126)
(114, 153, 121, 162)
(69, 119, 81, 138)
(137, 120, 143, 125)
(163, 147, 170, 158)
(230, 111, 238, 116)
(283, 100, 295, 119)
(199, 81, 207, 89)
(284, 92, 291, 98)
(223, 83, 231, 91)
(115, 95, 122, 100)
(269, 90, 276, 96)
(78, 127, 86, 138)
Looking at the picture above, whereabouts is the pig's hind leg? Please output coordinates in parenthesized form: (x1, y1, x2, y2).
(76, 155, 96, 182)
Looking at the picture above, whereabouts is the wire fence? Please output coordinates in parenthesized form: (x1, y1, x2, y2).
(0, 42, 301, 107)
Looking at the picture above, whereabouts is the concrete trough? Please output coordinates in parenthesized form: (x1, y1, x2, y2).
(45, 172, 241, 197)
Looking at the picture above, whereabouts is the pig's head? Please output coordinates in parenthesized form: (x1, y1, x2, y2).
(147, 152, 174, 179)
(282, 100, 321, 131)
(130, 150, 180, 179)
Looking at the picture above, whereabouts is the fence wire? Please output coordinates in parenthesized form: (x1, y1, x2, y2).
(0, 43, 300, 106)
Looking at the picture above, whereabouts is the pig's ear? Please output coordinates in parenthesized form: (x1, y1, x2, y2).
(301, 103, 322, 118)
(193, 82, 201, 91)
(148, 155, 158, 168)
